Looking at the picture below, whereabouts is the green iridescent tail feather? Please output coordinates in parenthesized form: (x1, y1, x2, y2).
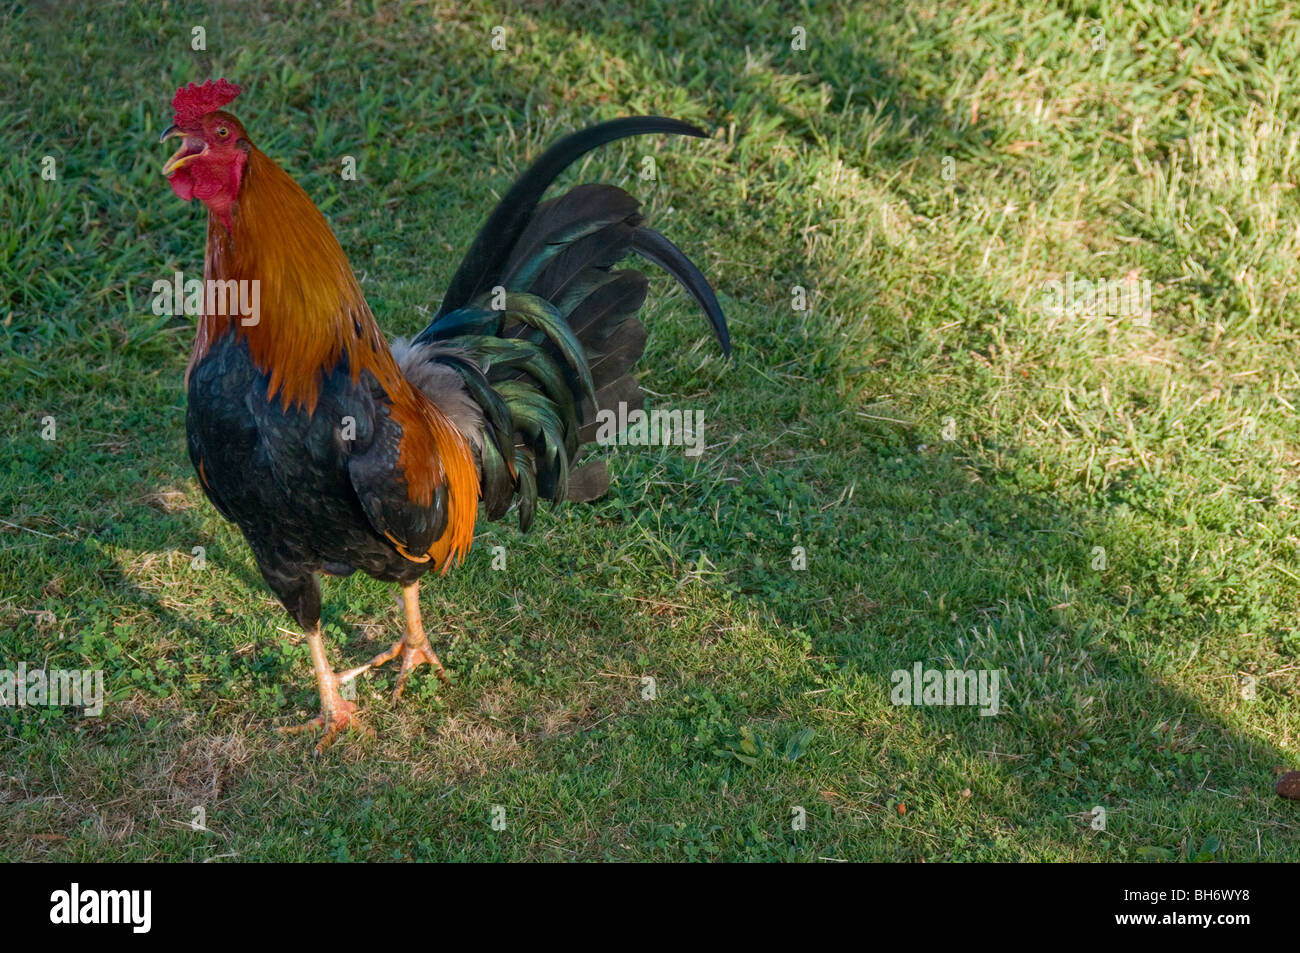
(409, 117, 730, 531)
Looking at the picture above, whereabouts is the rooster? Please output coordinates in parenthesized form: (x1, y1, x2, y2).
(160, 80, 730, 752)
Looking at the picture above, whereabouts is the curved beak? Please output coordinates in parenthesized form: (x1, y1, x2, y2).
(160, 125, 206, 176)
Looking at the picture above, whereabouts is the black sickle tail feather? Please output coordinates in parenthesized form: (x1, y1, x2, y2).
(628, 227, 729, 356)
(408, 117, 729, 531)
(430, 117, 709, 322)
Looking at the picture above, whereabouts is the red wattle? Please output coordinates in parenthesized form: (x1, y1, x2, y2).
(168, 171, 195, 202)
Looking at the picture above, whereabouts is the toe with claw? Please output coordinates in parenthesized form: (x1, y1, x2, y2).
(278, 693, 370, 754)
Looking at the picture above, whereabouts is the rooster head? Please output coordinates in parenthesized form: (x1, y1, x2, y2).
(161, 79, 248, 228)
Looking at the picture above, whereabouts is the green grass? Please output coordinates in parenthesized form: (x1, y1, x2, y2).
(2, 0, 1298, 861)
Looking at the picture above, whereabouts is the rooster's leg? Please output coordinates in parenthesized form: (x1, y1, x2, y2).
(394, 581, 450, 697)
(349, 582, 449, 699)
(278, 625, 370, 753)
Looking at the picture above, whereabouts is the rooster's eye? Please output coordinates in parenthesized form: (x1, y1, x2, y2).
(216, 126, 230, 139)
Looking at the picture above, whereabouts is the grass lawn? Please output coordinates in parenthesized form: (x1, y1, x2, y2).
(2, 0, 1298, 861)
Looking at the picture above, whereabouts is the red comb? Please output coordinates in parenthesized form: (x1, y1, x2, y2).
(172, 79, 242, 125)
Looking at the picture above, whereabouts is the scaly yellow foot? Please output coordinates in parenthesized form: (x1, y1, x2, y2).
(278, 694, 368, 754)
(393, 639, 450, 698)
(279, 625, 373, 754)
(355, 582, 451, 700)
